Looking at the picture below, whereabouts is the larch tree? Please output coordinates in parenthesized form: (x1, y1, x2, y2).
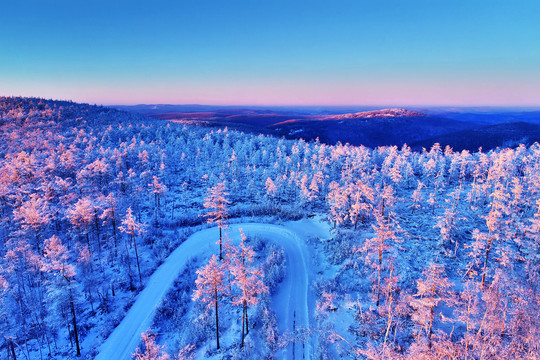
(202, 182, 230, 260)
(41, 235, 81, 357)
(13, 194, 52, 252)
(119, 207, 146, 285)
(453, 278, 481, 353)
(192, 255, 226, 350)
(231, 229, 268, 347)
(348, 180, 374, 229)
(67, 197, 96, 250)
(264, 177, 277, 211)
(132, 332, 169, 360)
(410, 181, 424, 214)
(378, 263, 400, 346)
(149, 175, 167, 214)
(176, 344, 195, 360)
(363, 213, 399, 307)
(327, 181, 349, 228)
(99, 192, 119, 254)
(410, 262, 453, 348)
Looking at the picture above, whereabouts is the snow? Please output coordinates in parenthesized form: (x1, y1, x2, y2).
(96, 218, 331, 360)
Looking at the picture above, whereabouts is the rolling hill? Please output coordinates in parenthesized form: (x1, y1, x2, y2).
(118, 105, 540, 151)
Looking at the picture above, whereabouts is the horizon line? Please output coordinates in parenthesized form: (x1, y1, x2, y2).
(3, 95, 540, 110)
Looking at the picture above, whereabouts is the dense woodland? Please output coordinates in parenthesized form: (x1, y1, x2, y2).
(0, 97, 539, 359)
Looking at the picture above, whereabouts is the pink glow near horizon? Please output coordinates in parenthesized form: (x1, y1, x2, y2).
(4, 75, 540, 107)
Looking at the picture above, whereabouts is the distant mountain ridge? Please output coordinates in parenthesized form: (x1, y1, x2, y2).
(322, 108, 425, 120)
(116, 104, 540, 151)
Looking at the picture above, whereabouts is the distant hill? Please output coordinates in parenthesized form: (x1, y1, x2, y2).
(319, 108, 425, 120)
(268, 109, 474, 147)
(117, 104, 540, 151)
(411, 121, 540, 151)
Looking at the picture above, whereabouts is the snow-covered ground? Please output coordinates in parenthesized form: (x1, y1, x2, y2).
(96, 218, 331, 360)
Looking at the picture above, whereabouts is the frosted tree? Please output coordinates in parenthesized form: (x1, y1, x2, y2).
(132, 332, 169, 360)
(192, 255, 226, 350)
(86, 158, 110, 190)
(13, 194, 52, 251)
(0, 273, 15, 358)
(525, 198, 540, 266)
(309, 171, 324, 202)
(222, 235, 238, 295)
(231, 229, 268, 347)
(119, 207, 146, 284)
(363, 213, 399, 306)
(378, 263, 400, 345)
(264, 177, 277, 211)
(435, 208, 458, 253)
(99, 192, 119, 254)
(176, 344, 195, 360)
(453, 279, 481, 352)
(149, 175, 167, 214)
(348, 181, 374, 229)
(410, 262, 453, 348)
(202, 182, 230, 260)
(410, 181, 424, 214)
(41, 235, 81, 356)
(67, 197, 96, 249)
(468, 181, 508, 288)
(378, 184, 396, 219)
(327, 181, 349, 228)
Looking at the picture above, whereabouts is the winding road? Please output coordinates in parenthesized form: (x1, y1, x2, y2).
(95, 219, 330, 360)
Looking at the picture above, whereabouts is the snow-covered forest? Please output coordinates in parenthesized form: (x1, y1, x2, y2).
(0, 97, 539, 359)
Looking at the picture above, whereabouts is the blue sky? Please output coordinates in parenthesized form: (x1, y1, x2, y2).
(1, 0, 540, 106)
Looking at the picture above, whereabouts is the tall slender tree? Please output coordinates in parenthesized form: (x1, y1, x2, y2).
(192, 255, 226, 350)
(410, 262, 453, 348)
(41, 235, 81, 356)
(231, 229, 268, 347)
(119, 207, 146, 284)
(202, 182, 230, 260)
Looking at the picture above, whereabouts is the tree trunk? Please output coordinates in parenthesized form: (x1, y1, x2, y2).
(481, 238, 493, 288)
(215, 287, 220, 349)
(245, 301, 249, 335)
(241, 305, 245, 348)
(376, 248, 382, 307)
(383, 304, 393, 345)
(219, 225, 223, 260)
(428, 305, 434, 348)
(69, 289, 81, 356)
(124, 237, 134, 290)
(112, 214, 117, 254)
(9, 340, 17, 360)
(132, 234, 142, 284)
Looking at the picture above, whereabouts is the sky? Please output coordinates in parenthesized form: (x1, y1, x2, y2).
(1, 0, 540, 106)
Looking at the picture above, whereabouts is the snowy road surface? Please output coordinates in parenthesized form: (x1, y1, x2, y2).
(95, 219, 330, 360)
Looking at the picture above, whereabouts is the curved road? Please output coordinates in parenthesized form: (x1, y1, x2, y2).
(95, 220, 330, 360)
